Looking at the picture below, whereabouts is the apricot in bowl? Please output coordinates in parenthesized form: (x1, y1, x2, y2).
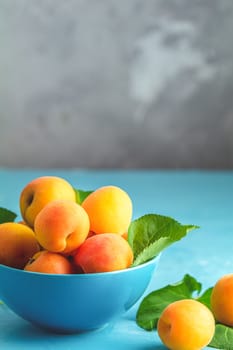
(0, 254, 161, 333)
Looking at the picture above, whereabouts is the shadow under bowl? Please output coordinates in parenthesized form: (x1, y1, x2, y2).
(0, 254, 161, 333)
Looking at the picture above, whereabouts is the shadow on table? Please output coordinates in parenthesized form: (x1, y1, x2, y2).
(0, 306, 167, 350)
(1, 320, 167, 349)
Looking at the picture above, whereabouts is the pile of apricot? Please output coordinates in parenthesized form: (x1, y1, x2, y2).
(0, 176, 134, 274)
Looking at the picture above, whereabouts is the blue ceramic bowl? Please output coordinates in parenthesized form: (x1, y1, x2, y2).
(0, 254, 160, 333)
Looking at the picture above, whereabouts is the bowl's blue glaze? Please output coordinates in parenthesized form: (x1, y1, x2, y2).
(0, 254, 160, 333)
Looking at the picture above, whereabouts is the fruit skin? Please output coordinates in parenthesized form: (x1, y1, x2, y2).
(73, 233, 134, 273)
(157, 299, 215, 350)
(20, 176, 76, 228)
(24, 251, 73, 274)
(34, 200, 90, 254)
(211, 273, 233, 326)
(82, 185, 133, 235)
(0, 222, 40, 269)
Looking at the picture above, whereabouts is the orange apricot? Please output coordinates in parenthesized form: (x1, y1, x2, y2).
(0, 222, 40, 269)
(82, 185, 132, 235)
(24, 251, 73, 274)
(20, 176, 76, 228)
(34, 199, 90, 254)
(157, 299, 215, 350)
(73, 233, 134, 273)
(211, 273, 233, 326)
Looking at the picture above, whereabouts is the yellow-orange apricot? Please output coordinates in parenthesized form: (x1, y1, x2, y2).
(73, 233, 134, 273)
(20, 176, 76, 228)
(0, 222, 40, 269)
(34, 200, 90, 254)
(211, 273, 233, 326)
(157, 299, 215, 350)
(24, 251, 73, 274)
(82, 185, 132, 235)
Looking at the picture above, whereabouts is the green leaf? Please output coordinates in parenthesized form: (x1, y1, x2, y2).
(128, 214, 199, 266)
(197, 287, 213, 310)
(209, 324, 233, 350)
(74, 188, 93, 204)
(0, 207, 17, 224)
(131, 237, 170, 267)
(136, 274, 202, 331)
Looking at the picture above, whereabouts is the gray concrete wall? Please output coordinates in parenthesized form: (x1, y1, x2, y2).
(1, 0, 233, 169)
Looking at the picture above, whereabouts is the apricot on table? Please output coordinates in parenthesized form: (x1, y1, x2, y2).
(0, 222, 40, 269)
(82, 185, 132, 235)
(34, 199, 90, 254)
(73, 233, 134, 273)
(20, 176, 76, 228)
(157, 299, 215, 350)
(24, 251, 73, 274)
(211, 273, 233, 326)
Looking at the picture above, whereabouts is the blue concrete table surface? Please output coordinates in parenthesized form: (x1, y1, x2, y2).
(0, 168, 233, 349)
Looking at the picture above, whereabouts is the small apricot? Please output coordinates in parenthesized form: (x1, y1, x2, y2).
(73, 233, 134, 273)
(20, 176, 76, 228)
(157, 299, 215, 350)
(0, 222, 40, 269)
(211, 273, 233, 326)
(34, 200, 90, 254)
(82, 185, 132, 235)
(24, 251, 73, 274)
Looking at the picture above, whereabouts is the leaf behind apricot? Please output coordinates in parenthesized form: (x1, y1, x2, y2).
(0, 207, 17, 224)
(136, 274, 203, 331)
(74, 189, 93, 204)
(197, 287, 213, 310)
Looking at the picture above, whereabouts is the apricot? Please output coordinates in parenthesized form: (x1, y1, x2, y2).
(157, 299, 215, 350)
(34, 200, 90, 254)
(20, 176, 76, 228)
(0, 222, 40, 269)
(82, 185, 132, 235)
(211, 273, 233, 326)
(24, 251, 73, 274)
(73, 233, 134, 273)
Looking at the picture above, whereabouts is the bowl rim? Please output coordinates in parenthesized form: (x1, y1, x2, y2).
(0, 253, 161, 278)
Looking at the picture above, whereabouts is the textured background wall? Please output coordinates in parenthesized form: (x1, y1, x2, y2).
(1, 0, 233, 169)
